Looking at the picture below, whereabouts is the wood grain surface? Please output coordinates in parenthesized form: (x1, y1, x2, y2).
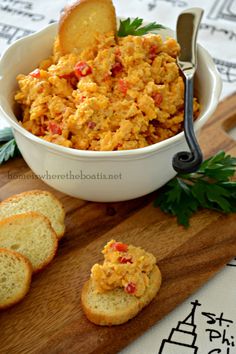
(1, 93, 236, 354)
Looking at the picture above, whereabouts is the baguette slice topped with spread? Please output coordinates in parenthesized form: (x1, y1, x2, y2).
(81, 240, 162, 325)
(59, 0, 117, 54)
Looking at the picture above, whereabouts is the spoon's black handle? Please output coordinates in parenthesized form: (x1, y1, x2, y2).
(172, 77, 203, 174)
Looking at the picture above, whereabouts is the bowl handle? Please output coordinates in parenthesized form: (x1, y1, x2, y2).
(172, 76, 203, 174)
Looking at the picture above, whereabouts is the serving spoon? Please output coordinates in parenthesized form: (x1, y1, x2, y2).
(172, 8, 204, 173)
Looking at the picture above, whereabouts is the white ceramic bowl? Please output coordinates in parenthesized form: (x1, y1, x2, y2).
(0, 23, 222, 202)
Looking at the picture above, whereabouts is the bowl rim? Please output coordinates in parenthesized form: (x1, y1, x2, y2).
(0, 22, 222, 159)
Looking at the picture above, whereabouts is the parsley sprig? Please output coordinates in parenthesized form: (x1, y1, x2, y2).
(154, 151, 236, 227)
(118, 18, 165, 37)
(0, 127, 21, 164)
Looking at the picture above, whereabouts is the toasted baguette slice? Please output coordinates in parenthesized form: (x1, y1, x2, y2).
(0, 190, 65, 239)
(0, 212, 58, 273)
(81, 265, 162, 326)
(0, 248, 32, 310)
(59, 0, 117, 54)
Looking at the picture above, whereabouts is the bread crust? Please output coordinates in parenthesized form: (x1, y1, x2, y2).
(59, 0, 117, 54)
(81, 265, 162, 326)
(0, 212, 58, 273)
(0, 248, 32, 310)
(0, 190, 65, 239)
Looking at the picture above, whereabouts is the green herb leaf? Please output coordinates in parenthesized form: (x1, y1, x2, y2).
(0, 139, 20, 164)
(197, 151, 236, 181)
(154, 151, 236, 227)
(0, 127, 21, 164)
(117, 17, 165, 37)
(155, 178, 199, 227)
(0, 127, 14, 142)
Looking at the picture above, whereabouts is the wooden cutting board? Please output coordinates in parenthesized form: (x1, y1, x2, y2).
(1, 93, 236, 354)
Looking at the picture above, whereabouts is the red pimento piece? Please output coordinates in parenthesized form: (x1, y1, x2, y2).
(125, 282, 136, 294)
(59, 72, 77, 89)
(153, 92, 163, 106)
(111, 61, 123, 76)
(149, 45, 158, 60)
(74, 61, 92, 79)
(111, 242, 128, 252)
(29, 68, 40, 78)
(87, 121, 96, 129)
(48, 121, 62, 135)
(118, 256, 133, 264)
(59, 72, 74, 79)
(119, 79, 128, 95)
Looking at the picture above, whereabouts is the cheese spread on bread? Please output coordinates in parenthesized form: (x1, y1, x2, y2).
(91, 240, 157, 297)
